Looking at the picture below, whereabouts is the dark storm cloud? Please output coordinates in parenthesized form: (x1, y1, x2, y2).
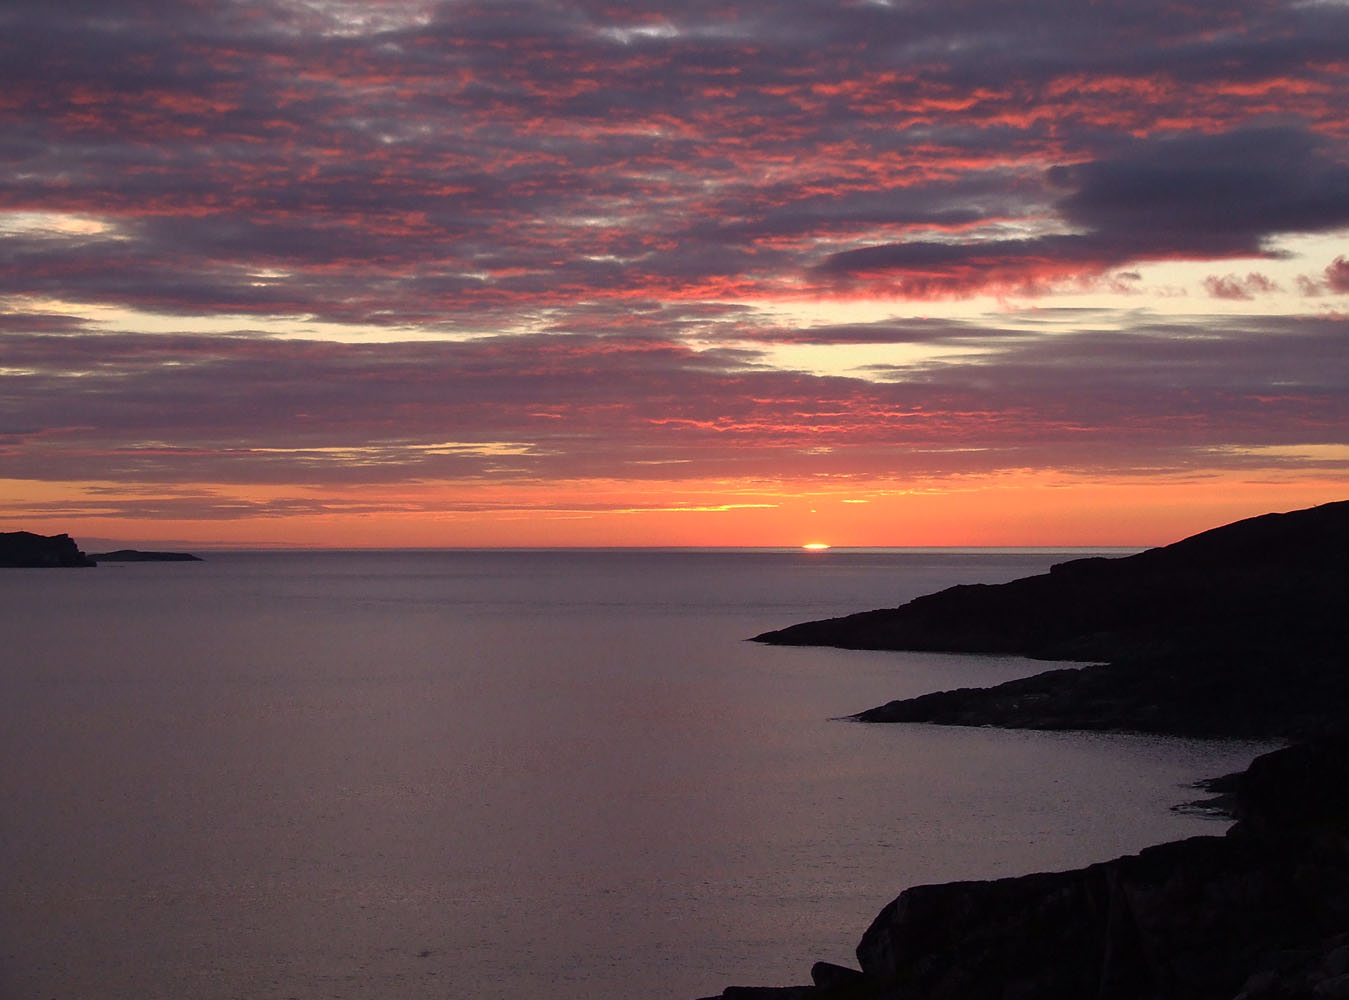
(1055, 128, 1349, 256)
(822, 127, 1349, 292)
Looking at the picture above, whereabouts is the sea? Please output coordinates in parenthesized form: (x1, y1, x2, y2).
(0, 548, 1275, 1000)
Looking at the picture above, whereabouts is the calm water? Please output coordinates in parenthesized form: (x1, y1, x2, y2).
(1, 550, 1272, 999)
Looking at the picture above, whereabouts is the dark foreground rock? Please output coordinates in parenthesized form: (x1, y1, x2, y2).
(698, 738, 1349, 1000)
(705, 503, 1349, 999)
(0, 531, 97, 567)
(89, 549, 203, 562)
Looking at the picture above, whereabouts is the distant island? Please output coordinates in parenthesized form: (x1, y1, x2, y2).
(89, 549, 203, 562)
(701, 501, 1349, 1000)
(0, 532, 202, 567)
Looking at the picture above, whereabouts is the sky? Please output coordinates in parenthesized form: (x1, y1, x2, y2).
(2, 0, 1347, 548)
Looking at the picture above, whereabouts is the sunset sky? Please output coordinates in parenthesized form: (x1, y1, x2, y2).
(2, 0, 1347, 547)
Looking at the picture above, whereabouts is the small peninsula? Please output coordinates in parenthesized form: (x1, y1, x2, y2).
(701, 501, 1349, 999)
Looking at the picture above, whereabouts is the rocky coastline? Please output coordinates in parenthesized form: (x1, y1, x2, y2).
(704, 501, 1349, 999)
(701, 737, 1349, 1000)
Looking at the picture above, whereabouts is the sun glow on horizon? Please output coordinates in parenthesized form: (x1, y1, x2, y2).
(3, 473, 1345, 551)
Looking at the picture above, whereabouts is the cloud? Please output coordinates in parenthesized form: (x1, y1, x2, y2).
(3, 309, 1344, 488)
(1296, 256, 1349, 297)
(1328, 256, 1349, 294)
(2, 0, 1348, 534)
(1, 1, 1346, 319)
(0, 311, 92, 333)
(1204, 272, 1282, 300)
(821, 127, 1349, 296)
(1053, 128, 1349, 255)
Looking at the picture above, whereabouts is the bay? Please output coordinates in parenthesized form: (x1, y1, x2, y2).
(0, 550, 1271, 999)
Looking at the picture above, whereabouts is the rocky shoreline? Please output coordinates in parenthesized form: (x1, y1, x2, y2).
(700, 737, 1349, 1000)
(704, 501, 1349, 999)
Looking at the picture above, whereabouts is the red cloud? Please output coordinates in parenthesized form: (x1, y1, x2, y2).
(1204, 272, 1281, 299)
(1327, 256, 1349, 294)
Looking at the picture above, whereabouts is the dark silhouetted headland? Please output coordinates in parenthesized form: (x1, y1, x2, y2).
(0, 531, 97, 567)
(755, 500, 1349, 739)
(701, 502, 1349, 999)
(754, 500, 1347, 661)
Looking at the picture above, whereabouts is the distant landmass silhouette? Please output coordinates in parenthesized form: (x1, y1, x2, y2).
(1, 532, 203, 567)
(0, 531, 97, 567)
(89, 549, 203, 562)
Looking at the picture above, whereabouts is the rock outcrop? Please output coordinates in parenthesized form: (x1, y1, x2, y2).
(0, 531, 97, 567)
(699, 737, 1349, 1000)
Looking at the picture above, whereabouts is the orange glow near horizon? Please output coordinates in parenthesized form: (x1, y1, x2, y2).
(5, 473, 1344, 551)
(6, 3, 1348, 553)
